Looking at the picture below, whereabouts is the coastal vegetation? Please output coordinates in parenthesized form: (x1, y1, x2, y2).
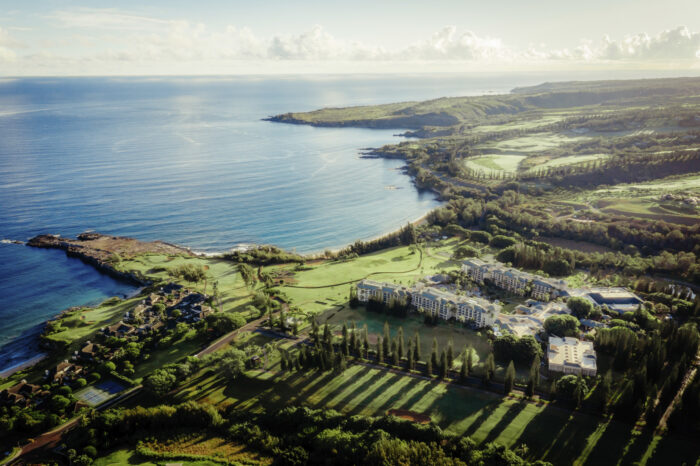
(5, 77, 700, 465)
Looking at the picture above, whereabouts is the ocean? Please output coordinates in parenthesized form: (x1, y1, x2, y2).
(0, 71, 684, 372)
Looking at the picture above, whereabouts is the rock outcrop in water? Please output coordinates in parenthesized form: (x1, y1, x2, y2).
(27, 232, 193, 285)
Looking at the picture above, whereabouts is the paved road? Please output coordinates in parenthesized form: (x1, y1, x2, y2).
(196, 308, 284, 358)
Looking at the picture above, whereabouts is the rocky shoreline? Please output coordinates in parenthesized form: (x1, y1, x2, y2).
(26, 232, 193, 286)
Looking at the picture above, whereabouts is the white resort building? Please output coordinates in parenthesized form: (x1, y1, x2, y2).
(547, 336, 597, 377)
(462, 259, 568, 300)
(356, 279, 498, 328)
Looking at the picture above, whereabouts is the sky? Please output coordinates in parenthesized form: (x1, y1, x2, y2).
(1, 0, 700, 76)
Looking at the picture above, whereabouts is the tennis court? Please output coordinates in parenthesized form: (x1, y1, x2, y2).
(75, 379, 126, 406)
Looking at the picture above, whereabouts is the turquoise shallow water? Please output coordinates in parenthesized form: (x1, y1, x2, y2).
(1, 72, 665, 371)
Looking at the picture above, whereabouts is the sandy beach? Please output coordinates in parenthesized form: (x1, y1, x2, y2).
(0, 353, 46, 379)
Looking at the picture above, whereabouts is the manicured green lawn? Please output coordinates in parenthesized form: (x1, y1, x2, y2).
(534, 153, 609, 169)
(45, 296, 143, 345)
(277, 243, 462, 317)
(464, 154, 527, 173)
(173, 362, 698, 466)
(93, 448, 221, 466)
(117, 254, 254, 314)
(321, 306, 491, 366)
(132, 332, 206, 382)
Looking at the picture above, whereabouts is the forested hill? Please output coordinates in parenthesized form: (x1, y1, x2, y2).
(267, 77, 700, 131)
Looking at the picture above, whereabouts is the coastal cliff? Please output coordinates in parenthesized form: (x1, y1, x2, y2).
(27, 232, 193, 286)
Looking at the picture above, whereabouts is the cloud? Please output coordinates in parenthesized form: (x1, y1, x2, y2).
(399, 26, 510, 61)
(6, 8, 700, 75)
(597, 26, 700, 60)
(50, 8, 169, 31)
(0, 27, 17, 62)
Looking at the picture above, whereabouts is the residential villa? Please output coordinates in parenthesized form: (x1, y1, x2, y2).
(547, 336, 597, 376)
(75, 341, 102, 362)
(0, 380, 47, 407)
(103, 322, 136, 339)
(49, 360, 84, 385)
(356, 279, 498, 328)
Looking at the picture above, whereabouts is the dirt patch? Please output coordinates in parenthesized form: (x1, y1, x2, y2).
(387, 409, 431, 424)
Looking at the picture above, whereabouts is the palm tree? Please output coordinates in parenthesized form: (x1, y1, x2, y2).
(237, 263, 256, 288)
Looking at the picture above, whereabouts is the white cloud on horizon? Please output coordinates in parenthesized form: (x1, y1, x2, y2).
(3, 9, 700, 74)
(0, 27, 17, 62)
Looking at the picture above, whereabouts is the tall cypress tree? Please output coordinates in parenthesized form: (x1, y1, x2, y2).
(504, 361, 515, 394)
(459, 350, 468, 381)
(362, 325, 369, 358)
(383, 322, 391, 358)
(397, 326, 405, 361)
(350, 321, 357, 354)
(447, 340, 454, 370)
(323, 324, 332, 350)
(431, 338, 439, 370)
(414, 333, 421, 362)
(440, 350, 448, 379)
(467, 345, 474, 373)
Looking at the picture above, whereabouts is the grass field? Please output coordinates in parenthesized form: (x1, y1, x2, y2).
(117, 254, 253, 314)
(468, 114, 568, 134)
(44, 296, 143, 345)
(93, 448, 223, 466)
(320, 306, 491, 366)
(173, 363, 698, 466)
(132, 333, 206, 382)
(482, 132, 591, 153)
(464, 154, 526, 173)
(277, 242, 462, 317)
(531, 153, 609, 170)
(595, 198, 699, 225)
(139, 431, 271, 465)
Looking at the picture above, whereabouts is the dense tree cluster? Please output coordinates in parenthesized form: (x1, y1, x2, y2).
(493, 335, 543, 365)
(224, 245, 305, 265)
(67, 403, 549, 466)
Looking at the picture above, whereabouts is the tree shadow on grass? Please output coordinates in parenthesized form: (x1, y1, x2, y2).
(579, 420, 635, 466)
(309, 365, 373, 408)
(480, 400, 527, 445)
(396, 380, 439, 413)
(514, 404, 601, 466)
(374, 378, 436, 415)
(644, 430, 700, 466)
(330, 369, 390, 413)
(286, 371, 338, 405)
(346, 373, 404, 416)
(463, 402, 500, 438)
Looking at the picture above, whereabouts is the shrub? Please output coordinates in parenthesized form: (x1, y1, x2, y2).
(490, 235, 517, 249)
(470, 231, 492, 244)
(83, 445, 97, 458)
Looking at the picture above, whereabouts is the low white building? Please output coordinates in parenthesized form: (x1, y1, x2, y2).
(462, 259, 566, 299)
(547, 336, 597, 377)
(356, 279, 498, 328)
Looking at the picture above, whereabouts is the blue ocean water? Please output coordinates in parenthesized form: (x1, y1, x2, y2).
(0, 71, 683, 372)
